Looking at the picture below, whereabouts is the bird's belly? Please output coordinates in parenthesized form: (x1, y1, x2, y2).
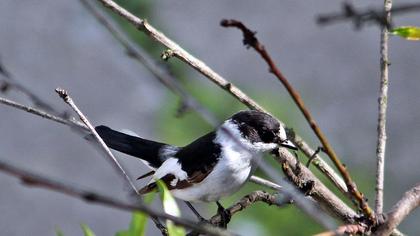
(171, 155, 255, 202)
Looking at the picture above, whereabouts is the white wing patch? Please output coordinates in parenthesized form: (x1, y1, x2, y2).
(149, 158, 188, 185)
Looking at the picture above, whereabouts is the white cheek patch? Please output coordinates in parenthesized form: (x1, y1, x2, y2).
(278, 125, 288, 141)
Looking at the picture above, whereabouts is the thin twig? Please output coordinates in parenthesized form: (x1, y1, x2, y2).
(314, 224, 367, 236)
(373, 183, 420, 236)
(0, 58, 58, 113)
(209, 190, 289, 225)
(317, 2, 420, 29)
(78, 0, 217, 125)
(274, 148, 358, 224)
(220, 19, 375, 222)
(0, 96, 87, 131)
(55, 88, 138, 194)
(258, 158, 337, 229)
(375, 0, 392, 216)
(249, 175, 282, 191)
(293, 135, 348, 195)
(0, 159, 233, 236)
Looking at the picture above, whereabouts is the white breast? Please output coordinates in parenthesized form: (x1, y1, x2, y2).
(170, 120, 270, 202)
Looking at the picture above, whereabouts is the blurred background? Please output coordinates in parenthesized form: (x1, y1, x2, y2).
(0, 0, 419, 235)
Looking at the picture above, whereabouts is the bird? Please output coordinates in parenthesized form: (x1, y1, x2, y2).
(95, 110, 296, 225)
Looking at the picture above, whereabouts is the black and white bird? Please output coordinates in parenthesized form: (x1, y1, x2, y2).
(95, 110, 296, 223)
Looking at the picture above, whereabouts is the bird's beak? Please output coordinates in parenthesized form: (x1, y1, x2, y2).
(279, 139, 297, 150)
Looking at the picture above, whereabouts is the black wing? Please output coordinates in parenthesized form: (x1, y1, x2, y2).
(138, 131, 222, 194)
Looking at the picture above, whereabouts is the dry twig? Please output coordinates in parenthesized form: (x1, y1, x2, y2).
(220, 19, 374, 222)
(314, 224, 367, 236)
(375, 0, 392, 216)
(210, 190, 290, 225)
(373, 183, 420, 236)
(0, 159, 233, 236)
(317, 2, 420, 29)
(55, 88, 138, 195)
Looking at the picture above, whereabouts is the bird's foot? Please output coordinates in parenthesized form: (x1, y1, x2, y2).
(216, 201, 231, 228)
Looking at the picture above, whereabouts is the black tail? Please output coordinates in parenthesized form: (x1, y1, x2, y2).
(95, 125, 172, 168)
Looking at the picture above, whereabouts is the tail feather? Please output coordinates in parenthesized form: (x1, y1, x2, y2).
(95, 125, 171, 168)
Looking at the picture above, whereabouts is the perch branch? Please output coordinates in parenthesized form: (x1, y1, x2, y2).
(209, 190, 290, 225)
(375, 0, 392, 216)
(0, 159, 233, 236)
(373, 183, 420, 236)
(220, 19, 374, 222)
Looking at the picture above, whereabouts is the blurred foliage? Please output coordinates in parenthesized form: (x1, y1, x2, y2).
(55, 227, 65, 236)
(81, 224, 96, 236)
(391, 26, 420, 41)
(156, 180, 186, 236)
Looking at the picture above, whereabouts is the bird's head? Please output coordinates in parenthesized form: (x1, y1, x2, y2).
(226, 110, 297, 152)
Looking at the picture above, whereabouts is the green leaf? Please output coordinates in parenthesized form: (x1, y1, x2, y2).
(156, 180, 186, 236)
(55, 227, 64, 236)
(115, 194, 156, 236)
(81, 224, 96, 236)
(391, 26, 420, 40)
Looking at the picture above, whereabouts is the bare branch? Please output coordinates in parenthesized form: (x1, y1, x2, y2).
(373, 183, 420, 236)
(0, 58, 58, 113)
(55, 88, 138, 194)
(249, 175, 282, 191)
(0, 96, 87, 131)
(220, 19, 374, 222)
(78, 0, 218, 125)
(0, 159, 233, 236)
(274, 148, 358, 224)
(210, 190, 290, 225)
(314, 224, 366, 236)
(375, 0, 392, 216)
(317, 2, 420, 29)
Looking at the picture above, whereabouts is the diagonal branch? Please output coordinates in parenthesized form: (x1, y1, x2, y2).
(55, 88, 139, 195)
(220, 19, 374, 222)
(0, 58, 58, 113)
(209, 190, 290, 225)
(78, 0, 218, 125)
(0, 159, 233, 236)
(373, 183, 420, 236)
(375, 0, 392, 216)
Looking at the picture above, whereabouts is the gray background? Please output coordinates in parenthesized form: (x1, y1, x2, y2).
(0, 0, 419, 235)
